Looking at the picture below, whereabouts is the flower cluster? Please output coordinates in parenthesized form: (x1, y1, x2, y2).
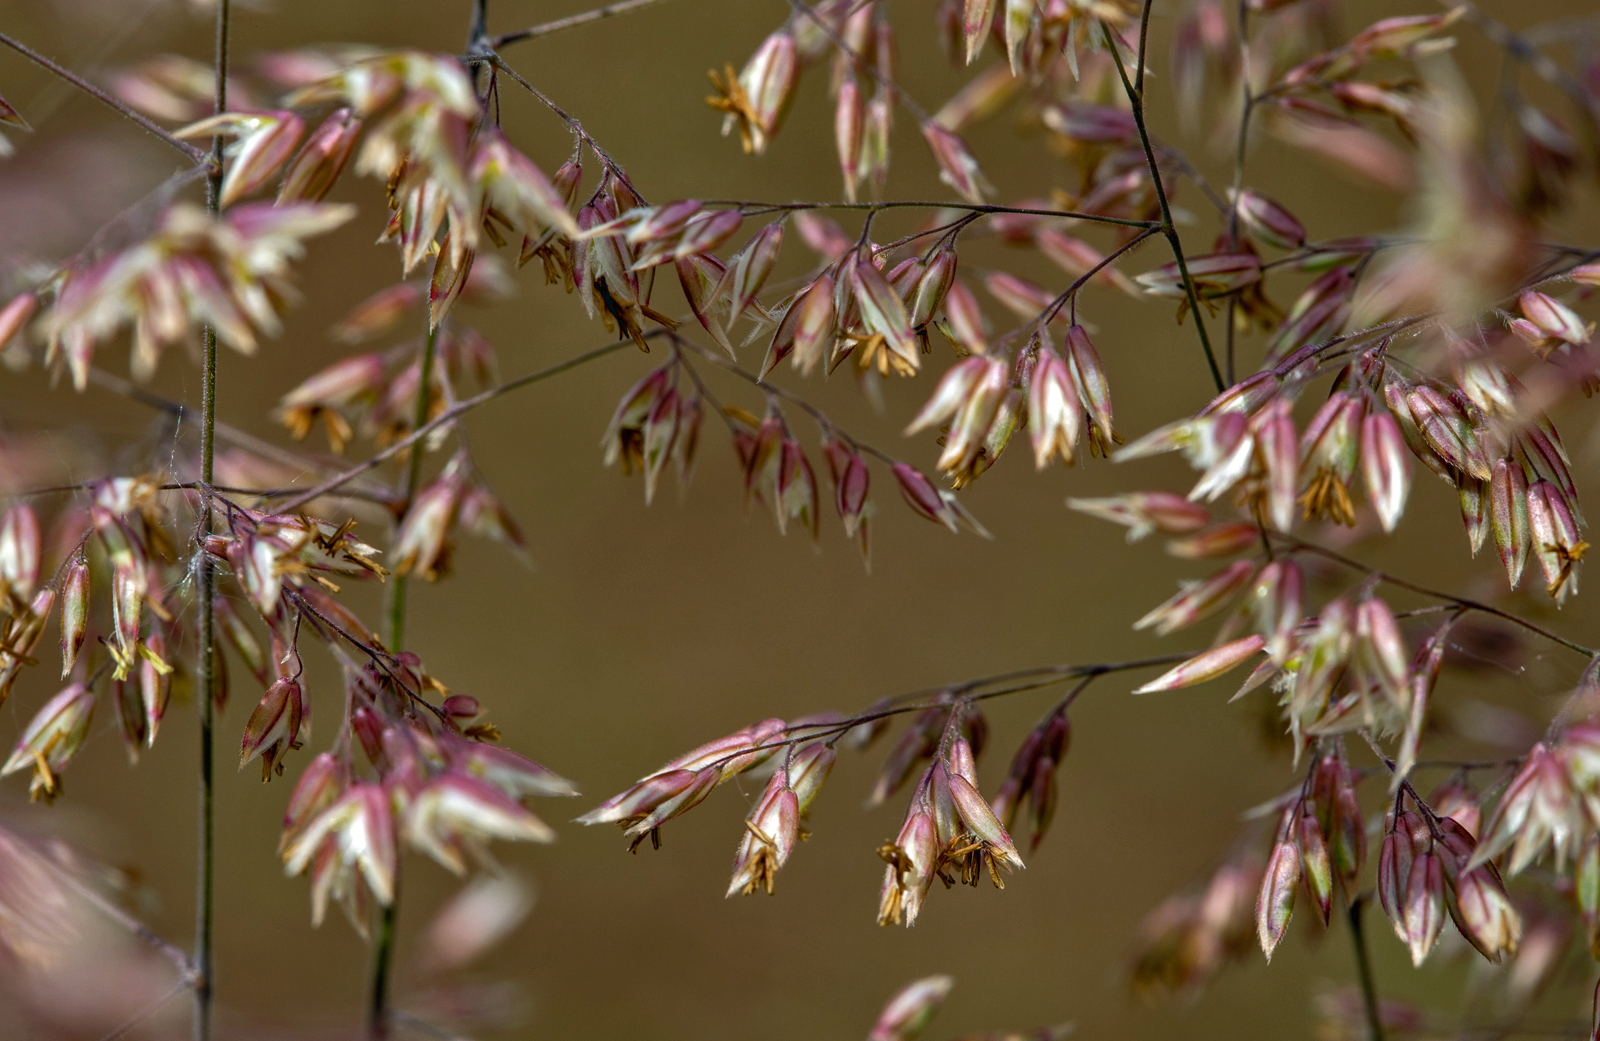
(709, 10, 991, 204)
(1255, 752, 1367, 959)
(1377, 792, 1521, 966)
(876, 717, 1024, 927)
(580, 696, 1039, 928)
(279, 655, 577, 931)
(597, 355, 989, 565)
(1, 202, 352, 388)
(0, 480, 189, 797)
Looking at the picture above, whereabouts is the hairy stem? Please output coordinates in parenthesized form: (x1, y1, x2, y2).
(193, 5, 230, 1040)
(0, 32, 212, 166)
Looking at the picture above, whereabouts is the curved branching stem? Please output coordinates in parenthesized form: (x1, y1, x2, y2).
(0, 32, 213, 166)
(491, 0, 672, 48)
(1103, 16, 1225, 393)
(1276, 533, 1598, 658)
(1043, 224, 1161, 325)
(683, 653, 1197, 778)
(484, 54, 635, 191)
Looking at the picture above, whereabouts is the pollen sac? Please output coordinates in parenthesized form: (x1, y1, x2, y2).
(726, 768, 801, 898)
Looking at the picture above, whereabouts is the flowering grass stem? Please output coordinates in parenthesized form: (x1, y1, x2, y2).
(367, 321, 437, 1040)
(192, 5, 230, 1040)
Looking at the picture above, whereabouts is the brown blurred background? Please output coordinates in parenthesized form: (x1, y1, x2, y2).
(1, 0, 1598, 1037)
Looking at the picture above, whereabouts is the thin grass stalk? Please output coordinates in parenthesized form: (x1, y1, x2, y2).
(367, 321, 437, 1039)
(1347, 896, 1386, 1041)
(193, 3, 231, 1039)
(1104, 14, 1225, 393)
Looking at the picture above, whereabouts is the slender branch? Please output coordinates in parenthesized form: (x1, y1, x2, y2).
(680, 654, 1198, 778)
(469, 0, 490, 48)
(485, 54, 636, 191)
(368, 875, 402, 1041)
(1134, 0, 1155, 98)
(1104, 17, 1225, 393)
(715, 198, 1159, 230)
(1452, 1, 1589, 105)
(192, 7, 229, 1041)
(272, 339, 636, 515)
(99, 978, 196, 1041)
(0, 32, 212, 166)
(50, 863, 193, 973)
(1042, 224, 1159, 325)
(4, 480, 394, 504)
(492, 0, 671, 47)
(1277, 534, 1598, 658)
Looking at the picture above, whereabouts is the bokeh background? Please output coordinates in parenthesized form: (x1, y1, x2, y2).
(0, 0, 1598, 1037)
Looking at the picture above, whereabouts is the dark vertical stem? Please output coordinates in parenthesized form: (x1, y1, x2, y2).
(469, 0, 491, 47)
(1104, 15, 1225, 393)
(367, 874, 401, 1040)
(1224, 1, 1253, 387)
(1347, 896, 1386, 1041)
(194, 4, 230, 1040)
(367, 323, 437, 1040)
(382, 324, 437, 654)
